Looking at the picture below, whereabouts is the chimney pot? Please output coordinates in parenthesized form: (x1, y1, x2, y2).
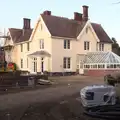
(43, 10, 51, 15)
(82, 5, 89, 21)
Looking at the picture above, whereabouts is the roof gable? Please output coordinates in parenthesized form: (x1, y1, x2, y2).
(91, 23, 113, 43)
(41, 14, 86, 38)
(7, 14, 112, 44)
(41, 14, 112, 43)
(9, 28, 33, 43)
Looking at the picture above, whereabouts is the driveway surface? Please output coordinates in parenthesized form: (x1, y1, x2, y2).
(0, 76, 103, 120)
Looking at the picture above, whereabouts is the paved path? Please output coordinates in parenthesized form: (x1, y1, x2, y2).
(0, 76, 103, 110)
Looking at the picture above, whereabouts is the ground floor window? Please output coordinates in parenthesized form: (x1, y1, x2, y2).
(33, 58, 37, 72)
(63, 57, 71, 69)
(84, 63, 120, 69)
(84, 64, 105, 69)
(107, 64, 120, 68)
(21, 59, 23, 68)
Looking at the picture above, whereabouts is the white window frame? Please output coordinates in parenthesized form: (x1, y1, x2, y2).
(33, 57, 37, 72)
(63, 57, 71, 69)
(27, 58, 28, 68)
(21, 44, 23, 52)
(40, 39, 44, 49)
(99, 43, 104, 51)
(84, 41, 90, 50)
(64, 40, 70, 49)
(21, 59, 23, 68)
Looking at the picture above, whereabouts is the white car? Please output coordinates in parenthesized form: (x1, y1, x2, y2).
(80, 85, 116, 108)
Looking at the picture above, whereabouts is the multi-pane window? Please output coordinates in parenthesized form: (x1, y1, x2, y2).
(33, 58, 37, 72)
(27, 43, 30, 51)
(21, 59, 23, 68)
(40, 39, 44, 49)
(21, 44, 23, 52)
(84, 41, 90, 50)
(64, 40, 70, 49)
(99, 43, 104, 51)
(63, 57, 71, 69)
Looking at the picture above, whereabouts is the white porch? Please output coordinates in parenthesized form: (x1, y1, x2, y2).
(27, 50, 51, 74)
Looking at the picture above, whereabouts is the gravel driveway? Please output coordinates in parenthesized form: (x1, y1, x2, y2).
(0, 76, 103, 120)
(0, 76, 103, 110)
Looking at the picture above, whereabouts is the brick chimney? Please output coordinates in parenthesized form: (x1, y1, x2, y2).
(74, 12, 82, 22)
(82, 5, 89, 21)
(23, 18, 31, 29)
(43, 10, 51, 15)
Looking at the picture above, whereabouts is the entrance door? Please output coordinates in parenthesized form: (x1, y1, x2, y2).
(77, 54, 85, 74)
(32, 58, 37, 73)
(79, 61, 84, 74)
(41, 61, 44, 72)
(41, 58, 44, 73)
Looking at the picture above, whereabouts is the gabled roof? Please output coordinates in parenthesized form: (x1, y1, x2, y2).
(41, 14, 112, 43)
(41, 14, 86, 38)
(8, 14, 112, 44)
(9, 28, 33, 43)
(91, 23, 112, 43)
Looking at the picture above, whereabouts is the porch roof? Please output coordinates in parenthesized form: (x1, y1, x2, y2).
(84, 51, 120, 64)
(28, 50, 51, 57)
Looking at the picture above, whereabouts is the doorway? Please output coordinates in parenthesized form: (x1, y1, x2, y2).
(33, 57, 37, 73)
(41, 57, 44, 73)
(79, 61, 84, 74)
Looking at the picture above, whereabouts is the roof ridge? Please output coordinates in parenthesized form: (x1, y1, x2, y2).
(9, 28, 33, 30)
(91, 22, 101, 26)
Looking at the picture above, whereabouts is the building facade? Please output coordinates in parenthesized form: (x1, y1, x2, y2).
(3, 5, 114, 75)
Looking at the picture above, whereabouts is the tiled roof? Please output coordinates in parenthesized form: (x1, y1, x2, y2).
(91, 23, 113, 43)
(8, 15, 112, 44)
(9, 28, 33, 43)
(41, 14, 86, 38)
(41, 14, 112, 43)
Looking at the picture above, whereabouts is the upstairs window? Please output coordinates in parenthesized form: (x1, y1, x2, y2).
(21, 44, 23, 52)
(64, 40, 70, 49)
(84, 41, 90, 50)
(40, 39, 44, 49)
(27, 43, 30, 51)
(99, 43, 104, 51)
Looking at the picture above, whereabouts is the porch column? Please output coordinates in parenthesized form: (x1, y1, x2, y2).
(48, 57, 51, 72)
(37, 57, 40, 72)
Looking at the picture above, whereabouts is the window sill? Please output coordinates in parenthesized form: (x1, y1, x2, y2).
(63, 69, 71, 72)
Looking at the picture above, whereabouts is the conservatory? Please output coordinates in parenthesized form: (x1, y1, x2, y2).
(83, 51, 120, 70)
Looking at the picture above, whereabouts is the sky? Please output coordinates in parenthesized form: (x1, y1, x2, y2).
(0, 0, 120, 44)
